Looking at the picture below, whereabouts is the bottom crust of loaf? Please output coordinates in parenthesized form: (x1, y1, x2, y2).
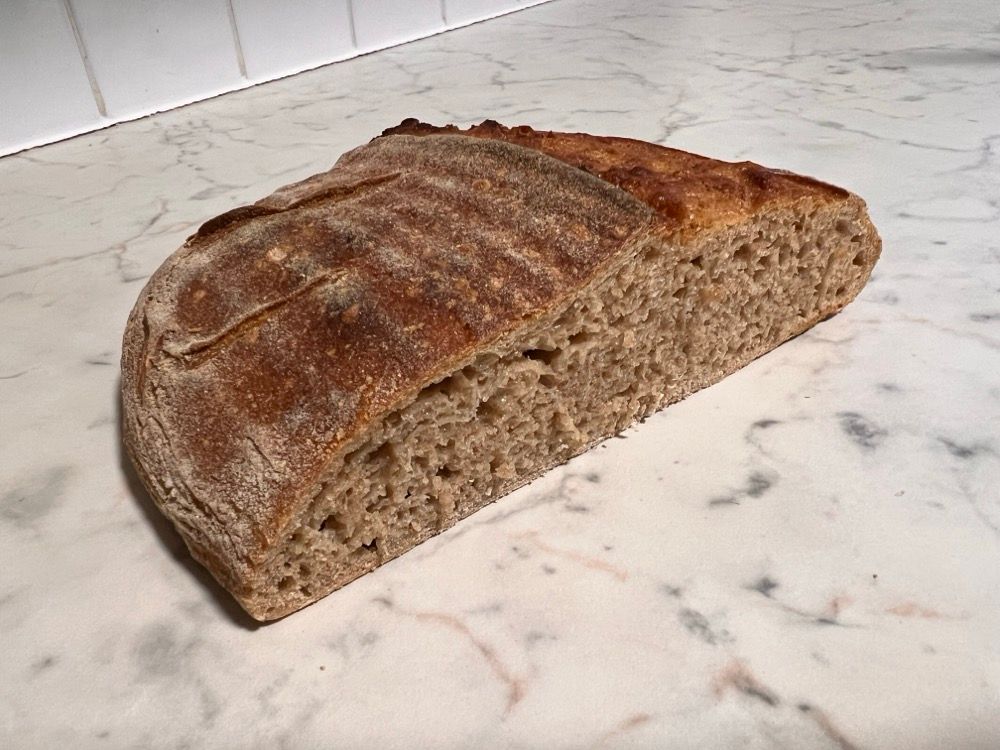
(225, 197, 878, 620)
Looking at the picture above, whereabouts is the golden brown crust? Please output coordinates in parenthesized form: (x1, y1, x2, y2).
(380, 119, 851, 232)
(122, 133, 654, 591)
(121, 121, 872, 602)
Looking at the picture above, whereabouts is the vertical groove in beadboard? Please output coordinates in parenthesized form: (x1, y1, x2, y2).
(225, 0, 249, 79)
(62, 0, 107, 117)
(439, 0, 449, 25)
(346, 0, 359, 48)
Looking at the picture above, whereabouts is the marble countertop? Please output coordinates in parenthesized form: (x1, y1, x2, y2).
(2, 0, 998, 747)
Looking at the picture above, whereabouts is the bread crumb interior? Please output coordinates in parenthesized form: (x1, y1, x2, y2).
(249, 202, 876, 619)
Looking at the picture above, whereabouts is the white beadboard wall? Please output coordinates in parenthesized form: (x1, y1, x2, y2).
(0, 0, 551, 157)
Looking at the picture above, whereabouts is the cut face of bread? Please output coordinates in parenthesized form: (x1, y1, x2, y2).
(121, 123, 881, 620)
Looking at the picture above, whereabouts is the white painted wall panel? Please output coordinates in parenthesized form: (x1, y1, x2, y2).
(231, 0, 355, 82)
(350, 0, 444, 53)
(0, 0, 104, 154)
(68, 0, 243, 120)
(0, 0, 555, 155)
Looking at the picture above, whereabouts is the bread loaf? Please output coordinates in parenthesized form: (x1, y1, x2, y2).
(121, 121, 881, 620)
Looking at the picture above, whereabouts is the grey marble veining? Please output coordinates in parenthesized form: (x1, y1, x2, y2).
(2, 0, 999, 747)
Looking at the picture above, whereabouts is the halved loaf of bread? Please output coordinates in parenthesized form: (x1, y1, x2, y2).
(122, 121, 881, 620)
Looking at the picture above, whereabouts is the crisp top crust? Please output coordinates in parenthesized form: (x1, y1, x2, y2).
(124, 133, 654, 569)
(381, 119, 851, 230)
